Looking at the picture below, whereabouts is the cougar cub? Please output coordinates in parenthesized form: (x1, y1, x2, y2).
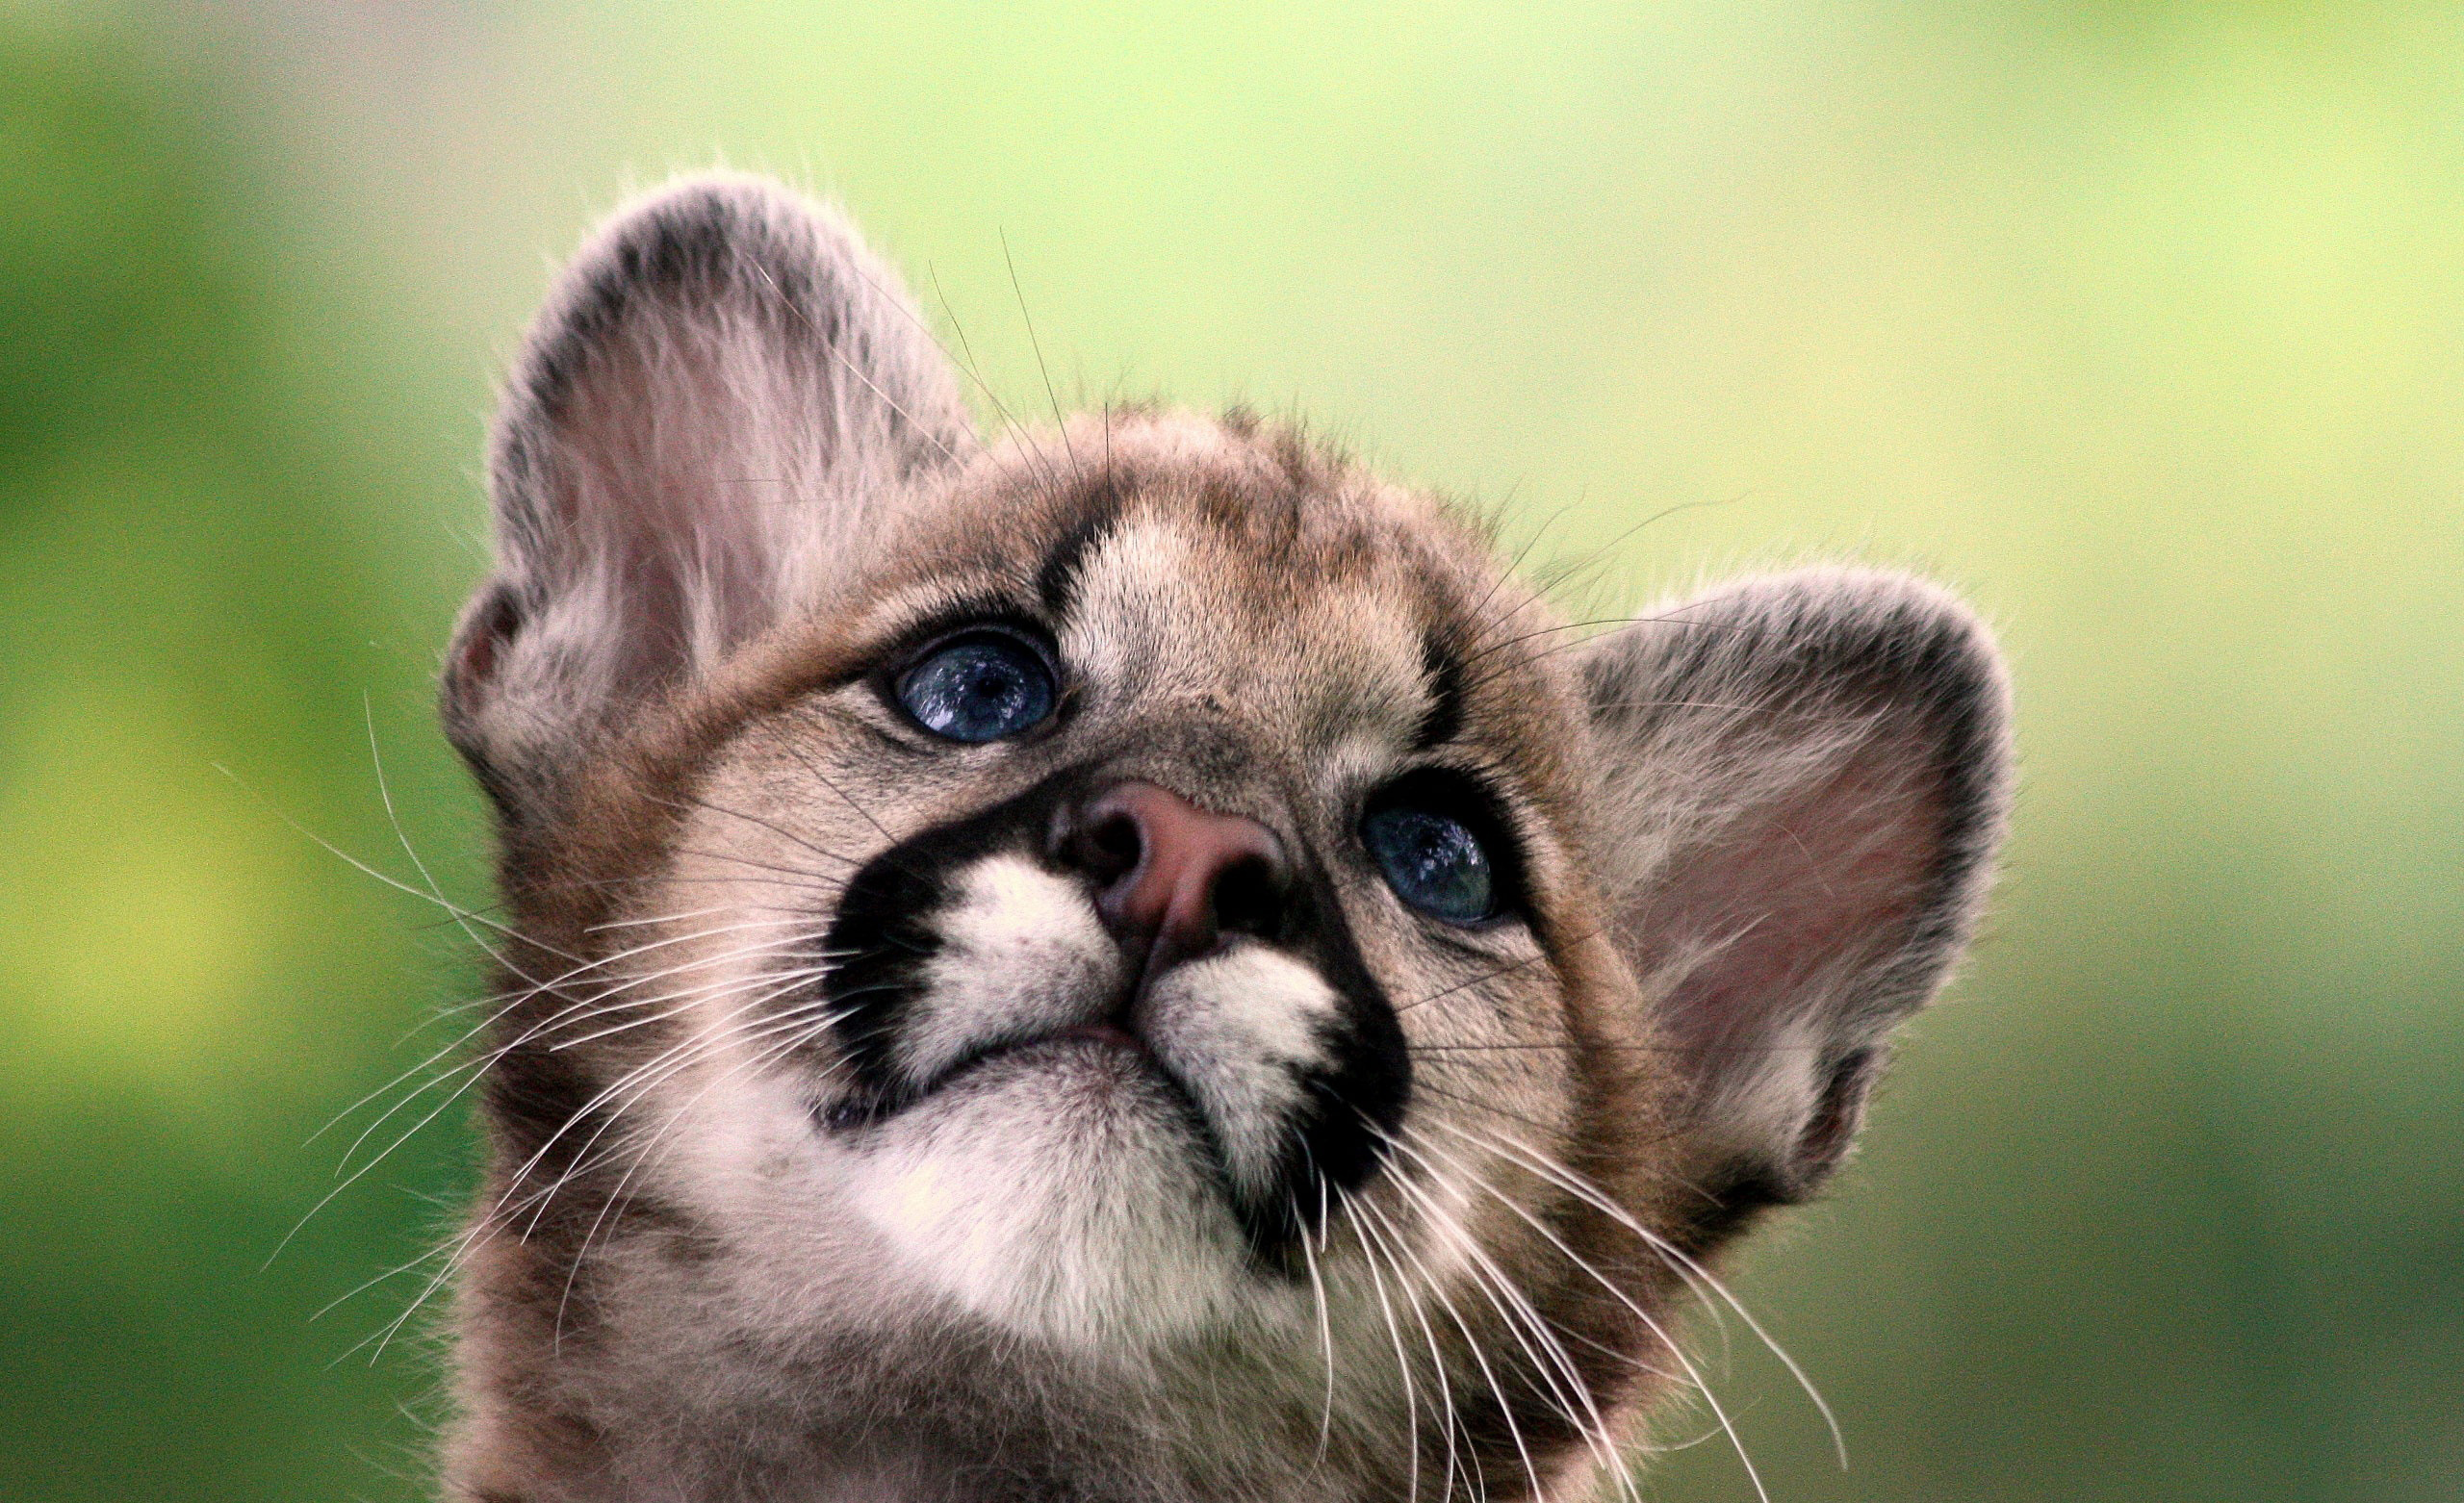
(433, 174, 2011, 1503)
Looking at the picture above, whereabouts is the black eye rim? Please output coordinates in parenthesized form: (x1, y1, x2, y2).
(1358, 767, 1530, 929)
(876, 619, 1066, 744)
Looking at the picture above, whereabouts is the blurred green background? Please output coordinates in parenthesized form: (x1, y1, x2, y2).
(3, 1, 2458, 1498)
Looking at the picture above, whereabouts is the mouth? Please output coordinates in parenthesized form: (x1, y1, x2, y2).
(1049, 1019, 1145, 1053)
(818, 1014, 1175, 1134)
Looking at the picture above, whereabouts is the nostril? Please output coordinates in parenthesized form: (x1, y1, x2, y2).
(1083, 811, 1143, 884)
(1211, 854, 1286, 941)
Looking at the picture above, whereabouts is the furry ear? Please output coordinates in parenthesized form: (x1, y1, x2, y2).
(1578, 569, 2012, 1211)
(443, 173, 975, 815)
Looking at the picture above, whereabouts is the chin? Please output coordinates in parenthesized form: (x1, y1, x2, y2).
(836, 1043, 1262, 1349)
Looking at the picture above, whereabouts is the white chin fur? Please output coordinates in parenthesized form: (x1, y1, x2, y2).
(669, 852, 1336, 1352)
(841, 1042, 1251, 1348)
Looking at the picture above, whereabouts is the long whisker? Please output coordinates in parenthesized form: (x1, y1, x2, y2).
(650, 788, 870, 871)
(1392, 933, 1591, 1016)
(1348, 1191, 1469, 1501)
(1295, 1170, 1340, 1461)
(1350, 1183, 1497, 1502)
(1001, 230, 1079, 480)
(1337, 1185, 1424, 1503)
(284, 928, 828, 1272)
(1426, 1116, 1844, 1466)
(356, 976, 848, 1359)
(1400, 1078, 1574, 1141)
(529, 994, 849, 1333)
(493, 973, 839, 1239)
(347, 918, 822, 1136)
(1381, 1125, 1645, 1501)
(1375, 1133, 1598, 1496)
(550, 996, 855, 1345)
(361, 696, 535, 986)
(336, 914, 753, 1134)
(758, 714, 908, 850)
(1414, 1118, 1776, 1503)
(1460, 500, 1577, 643)
(214, 762, 578, 966)
(925, 262, 1065, 492)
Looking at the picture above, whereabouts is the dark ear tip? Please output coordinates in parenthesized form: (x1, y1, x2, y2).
(452, 175, 974, 831)
(495, 172, 880, 447)
(579, 170, 846, 263)
(1676, 567, 2008, 704)
(1583, 568, 2015, 1243)
(572, 172, 855, 293)
(486, 171, 970, 531)
(1644, 563, 2015, 822)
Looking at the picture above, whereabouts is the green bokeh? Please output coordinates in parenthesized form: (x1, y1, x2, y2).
(2, 3, 2456, 1498)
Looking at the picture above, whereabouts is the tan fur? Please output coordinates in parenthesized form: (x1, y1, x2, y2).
(432, 176, 2013, 1503)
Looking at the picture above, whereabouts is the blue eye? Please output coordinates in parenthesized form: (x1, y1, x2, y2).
(1362, 804, 1496, 924)
(895, 631, 1057, 744)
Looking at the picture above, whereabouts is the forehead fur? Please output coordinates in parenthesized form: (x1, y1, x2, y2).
(868, 409, 1587, 782)
(904, 408, 1458, 589)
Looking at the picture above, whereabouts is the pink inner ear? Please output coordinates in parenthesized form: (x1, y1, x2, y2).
(542, 327, 788, 682)
(1636, 732, 1945, 1070)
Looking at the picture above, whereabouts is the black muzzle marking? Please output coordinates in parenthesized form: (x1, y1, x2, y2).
(816, 766, 1411, 1261)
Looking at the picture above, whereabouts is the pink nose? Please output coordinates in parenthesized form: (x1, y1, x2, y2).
(1061, 781, 1291, 973)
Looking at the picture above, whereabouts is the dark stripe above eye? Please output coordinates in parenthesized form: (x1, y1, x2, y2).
(1411, 633, 1467, 752)
(1035, 497, 1122, 616)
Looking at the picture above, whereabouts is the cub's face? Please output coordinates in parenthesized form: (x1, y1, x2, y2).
(648, 430, 1598, 1345)
(439, 174, 2010, 1500)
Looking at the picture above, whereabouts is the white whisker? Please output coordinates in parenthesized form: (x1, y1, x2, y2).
(1338, 1185, 1424, 1503)
(1414, 1119, 1774, 1503)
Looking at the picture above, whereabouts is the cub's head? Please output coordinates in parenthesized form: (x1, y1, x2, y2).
(438, 175, 2010, 1500)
